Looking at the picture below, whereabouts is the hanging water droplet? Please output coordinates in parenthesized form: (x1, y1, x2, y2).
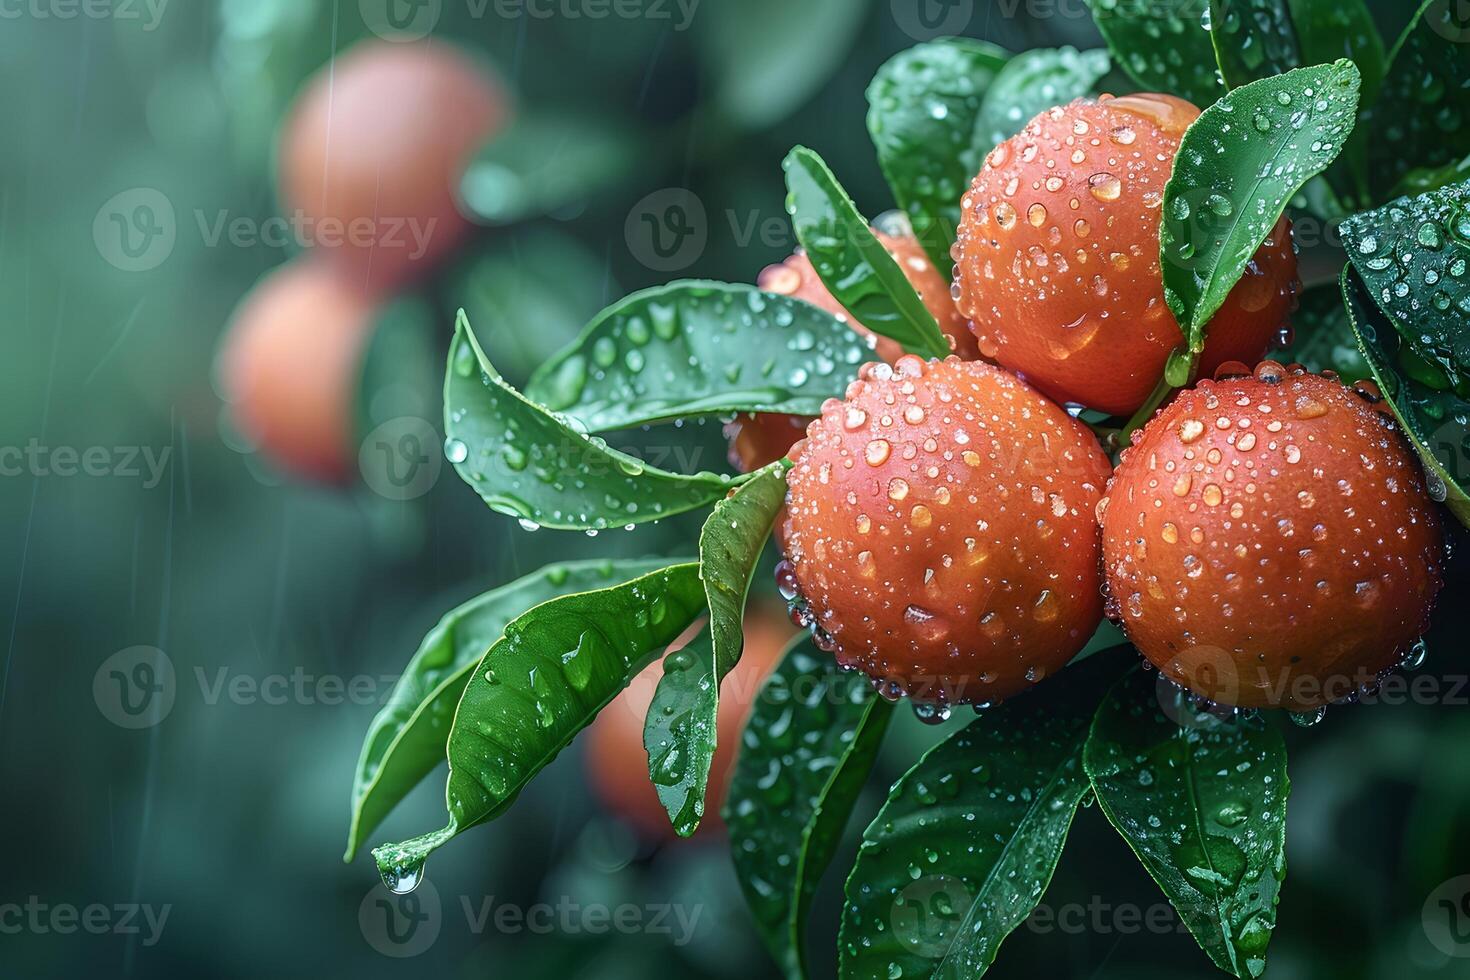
(1289, 706, 1326, 728)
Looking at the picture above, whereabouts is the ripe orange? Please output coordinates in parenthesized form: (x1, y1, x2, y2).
(954, 94, 1300, 417)
(727, 232, 978, 473)
(1100, 363, 1444, 710)
(218, 259, 376, 483)
(278, 40, 507, 293)
(780, 356, 1112, 705)
(583, 608, 794, 839)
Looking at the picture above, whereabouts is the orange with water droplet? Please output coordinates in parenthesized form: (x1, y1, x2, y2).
(781, 358, 1111, 705)
(954, 95, 1300, 416)
(1102, 368, 1444, 709)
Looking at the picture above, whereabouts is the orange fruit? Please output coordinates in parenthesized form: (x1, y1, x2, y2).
(583, 608, 794, 839)
(954, 94, 1300, 416)
(780, 356, 1112, 705)
(218, 259, 376, 483)
(278, 40, 507, 293)
(1100, 363, 1444, 710)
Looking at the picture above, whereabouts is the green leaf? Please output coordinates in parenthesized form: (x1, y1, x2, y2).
(1392, 153, 1470, 200)
(460, 114, 638, 225)
(1286, 0, 1385, 102)
(1340, 266, 1470, 527)
(697, 0, 866, 129)
(783, 146, 950, 360)
(1085, 0, 1223, 107)
(345, 558, 673, 860)
(1161, 60, 1361, 363)
(645, 465, 788, 837)
(972, 47, 1112, 156)
(444, 312, 737, 531)
(866, 39, 1011, 271)
(372, 563, 707, 891)
(523, 282, 873, 432)
(1084, 668, 1289, 980)
(726, 636, 894, 980)
(1367, 0, 1470, 198)
(839, 650, 1132, 980)
(1209, 0, 1302, 88)
(1282, 282, 1371, 383)
(1339, 176, 1470, 383)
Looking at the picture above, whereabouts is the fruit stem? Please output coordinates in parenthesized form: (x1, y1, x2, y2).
(1120, 375, 1176, 448)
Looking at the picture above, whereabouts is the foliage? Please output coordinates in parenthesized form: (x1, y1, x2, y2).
(347, 6, 1470, 979)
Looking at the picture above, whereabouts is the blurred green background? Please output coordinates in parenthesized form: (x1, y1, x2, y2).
(2, 0, 1468, 976)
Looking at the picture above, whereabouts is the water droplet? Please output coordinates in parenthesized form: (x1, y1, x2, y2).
(1290, 706, 1326, 727)
(1088, 173, 1122, 202)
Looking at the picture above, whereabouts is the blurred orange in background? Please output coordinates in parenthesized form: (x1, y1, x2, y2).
(278, 39, 509, 293)
(218, 259, 378, 484)
(584, 604, 796, 841)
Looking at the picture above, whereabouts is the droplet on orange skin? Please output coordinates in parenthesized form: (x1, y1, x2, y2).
(953, 95, 1299, 416)
(781, 358, 1111, 705)
(1101, 368, 1444, 711)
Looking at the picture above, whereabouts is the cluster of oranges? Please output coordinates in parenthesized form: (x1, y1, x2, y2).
(736, 94, 1444, 718)
(218, 40, 506, 482)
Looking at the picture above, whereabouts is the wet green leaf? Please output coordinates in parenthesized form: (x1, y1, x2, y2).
(866, 39, 1011, 271)
(460, 114, 638, 225)
(1210, 0, 1301, 88)
(1084, 668, 1289, 980)
(371, 564, 707, 892)
(524, 281, 873, 432)
(345, 558, 673, 860)
(1085, 0, 1222, 106)
(1367, 0, 1470, 198)
(444, 312, 737, 531)
(839, 651, 1131, 980)
(1340, 266, 1470, 527)
(1339, 176, 1470, 383)
(1161, 61, 1361, 367)
(645, 465, 787, 837)
(725, 637, 893, 980)
(783, 146, 950, 360)
(972, 48, 1112, 156)
(1283, 282, 1371, 383)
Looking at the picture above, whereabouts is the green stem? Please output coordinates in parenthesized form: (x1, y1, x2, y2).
(1120, 374, 1176, 448)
